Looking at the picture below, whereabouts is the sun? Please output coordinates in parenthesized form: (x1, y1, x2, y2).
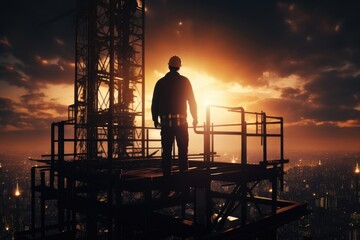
(180, 67, 229, 121)
(146, 65, 257, 126)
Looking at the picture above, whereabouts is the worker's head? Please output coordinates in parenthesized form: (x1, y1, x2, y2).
(168, 55, 181, 71)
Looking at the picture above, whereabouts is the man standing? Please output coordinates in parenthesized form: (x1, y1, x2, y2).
(151, 55, 198, 177)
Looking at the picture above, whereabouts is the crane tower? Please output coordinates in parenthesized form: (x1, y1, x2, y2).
(71, 0, 145, 162)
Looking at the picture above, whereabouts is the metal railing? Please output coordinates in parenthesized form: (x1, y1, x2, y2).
(194, 105, 285, 165)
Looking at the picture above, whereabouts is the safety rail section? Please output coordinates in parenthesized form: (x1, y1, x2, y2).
(15, 106, 309, 240)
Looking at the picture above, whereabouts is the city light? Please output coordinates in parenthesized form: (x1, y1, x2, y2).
(355, 163, 360, 174)
(14, 182, 20, 197)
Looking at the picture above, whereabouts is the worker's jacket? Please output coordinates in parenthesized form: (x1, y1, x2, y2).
(151, 71, 197, 126)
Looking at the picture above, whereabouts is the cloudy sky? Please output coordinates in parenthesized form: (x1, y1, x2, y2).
(0, 0, 359, 154)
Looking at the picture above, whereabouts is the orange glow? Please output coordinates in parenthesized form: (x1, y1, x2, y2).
(149, 67, 235, 124)
(355, 163, 360, 174)
(14, 182, 21, 197)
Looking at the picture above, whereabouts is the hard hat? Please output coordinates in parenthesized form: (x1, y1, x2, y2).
(168, 55, 182, 68)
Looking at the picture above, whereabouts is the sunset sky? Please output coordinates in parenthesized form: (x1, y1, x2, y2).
(0, 0, 359, 154)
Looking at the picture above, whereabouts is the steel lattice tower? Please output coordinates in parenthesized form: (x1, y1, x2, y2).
(73, 0, 145, 162)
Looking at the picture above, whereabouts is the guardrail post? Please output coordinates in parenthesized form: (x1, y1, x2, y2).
(204, 106, 211, 163)
(240, 108, 247, 165)
(40, 171, 45, 240)
(262, 112, 267, 164)
(31, 167, 36, 238)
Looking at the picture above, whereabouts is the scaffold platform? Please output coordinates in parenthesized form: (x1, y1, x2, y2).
(16, 159, 308, 240)
(16, 106, 309, 239)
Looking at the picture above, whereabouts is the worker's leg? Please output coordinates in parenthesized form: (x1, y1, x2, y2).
(176, 124, 189, 172)
(161, 127, 175, 176)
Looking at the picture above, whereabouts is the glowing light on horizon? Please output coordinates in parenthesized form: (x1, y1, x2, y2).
(151, 67, 233, 122)
(14, 182, 21, 197)
(355, 163, 360, 174)
(146, 62, 309, 130)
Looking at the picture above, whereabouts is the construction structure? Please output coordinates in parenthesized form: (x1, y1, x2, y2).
(16, 0, 308, 239)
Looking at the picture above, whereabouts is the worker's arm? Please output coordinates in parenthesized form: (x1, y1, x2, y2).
(151, 83, 161, 129)
(187, 80, 198, 128)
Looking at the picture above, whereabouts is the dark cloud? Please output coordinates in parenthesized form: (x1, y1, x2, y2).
(251, 79, 360, 124)
(247, 98, 306, 123)
(0, 0, 359, 151)
(305, 72, 360, 108)
(303, 72, 360, 122)
(0, 96, 67, 132)
(20, 93, 68, 115)
(0, 97, 27, 128)
(0, 61, 36, 90)
(0, 0, 75, 90)
(266, 1, 360, 78)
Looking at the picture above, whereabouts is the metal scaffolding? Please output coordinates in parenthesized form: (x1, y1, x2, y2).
(71, 0, 145, 162)
(15, 1, 308, 239)
(17, 106, 308, 239)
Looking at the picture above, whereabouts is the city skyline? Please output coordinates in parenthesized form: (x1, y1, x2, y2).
(0, 0, 359, 154)
(1, 150, 360, 239)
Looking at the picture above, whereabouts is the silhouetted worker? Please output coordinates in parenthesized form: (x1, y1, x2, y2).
(151, 55, 198, 178)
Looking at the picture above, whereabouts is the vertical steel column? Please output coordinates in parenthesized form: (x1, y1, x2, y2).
(58, 122, 65, 232)
(146, 129, 149, 157)
(108, 0, 115, 170)
(115, 177, 120, 239)
(240, 107, 247, 225)
(141, 0, 146, 157)
(194, 172, 211, 229)
(85, 2, 98, 237)
(87, 0, 98, 162)
(108, 1, 115, 237)
(240, 107, 247, 165)
(280, 117, 284, 161)
(74, 16, 78, 159)
(65, 176, 71, 235)
(280, 117, 284, 191)
(272, 170, 278, 213)
(50, 123, 55, 188)
(211, 123, 214, 162)
(144, 179, 152, 236)
(30, 167, 36, 238)
(241, 179, 247, 226)
(70, 177, 76, 238)
(262, 112, 267, 163)
(204, 106, 211, 163)
(74, 0, 89, 159)
(40, 171, 45, 240)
